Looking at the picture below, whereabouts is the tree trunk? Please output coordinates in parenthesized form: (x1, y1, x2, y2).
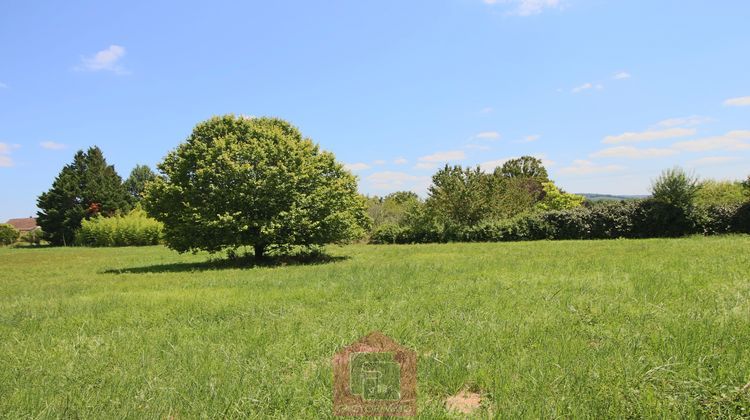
(254, 243, 266, 259)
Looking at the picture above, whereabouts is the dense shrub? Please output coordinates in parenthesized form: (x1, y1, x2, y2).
(369, 198, 750, 244)
(733, 202, 750, 234)
(20, 229, 44, 246)
(76, 207, 163, 246)
(0, 224, 20, 246)
(692, 204, 741, 235)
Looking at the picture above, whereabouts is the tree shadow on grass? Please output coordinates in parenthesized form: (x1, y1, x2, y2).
(102, 253, 350, 274)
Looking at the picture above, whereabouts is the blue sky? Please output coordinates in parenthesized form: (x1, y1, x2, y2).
(1, 0, 749, 221)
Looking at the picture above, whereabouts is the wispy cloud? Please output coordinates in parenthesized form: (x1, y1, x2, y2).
(613, 71, 631, 80)
(590, 146, 678, 159)
(603, 127, 695, 144)
(475, 131, 501, 140)
(518, 134, 541, 143)
(372, 159, 386, 165)
(416, 150, 466, 170)
(572, 82, 603, 94)
(655, 115, 713, 128)
(365, 171, 431, 192)
(76, 45, 129, 74)
(483, 0, 562, 16)
(40, 141, 67, 150)
(479, 158, 512, 172)
(480, 107, 494, 114)
(0, 142, 20, 168)
(393, 157, 408, 165)
(688, 156, 742, 167)
(559, 159, 625, 175)
(344, 162, 371, 171)
(723, 96, 750, 107)
(672, 130, 750, 152)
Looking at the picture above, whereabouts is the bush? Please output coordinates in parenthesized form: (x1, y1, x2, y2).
(20, 229, 44, 246)
(76, 207, 163, 247)
(370, 223, 407, 244)
(733, 202, 750, 234)
(0, 224, 20, 246)
(692, 204, 741, 235)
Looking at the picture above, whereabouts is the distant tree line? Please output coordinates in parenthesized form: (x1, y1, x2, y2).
(29, 116, 750, 251)
(368, 163, 750, 244)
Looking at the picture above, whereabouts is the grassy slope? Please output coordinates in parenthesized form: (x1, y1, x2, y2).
(1, 237, 749, 418)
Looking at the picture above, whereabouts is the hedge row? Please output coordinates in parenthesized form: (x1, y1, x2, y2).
(370, 200, 750, 244)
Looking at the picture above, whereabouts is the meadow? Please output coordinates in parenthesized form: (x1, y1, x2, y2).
(1, 236, 749, 418)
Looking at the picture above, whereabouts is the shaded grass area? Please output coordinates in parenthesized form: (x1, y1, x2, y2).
(1, 237, 750, 418)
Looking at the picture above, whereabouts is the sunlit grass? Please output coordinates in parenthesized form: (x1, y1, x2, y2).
(1, 236, 749, 418)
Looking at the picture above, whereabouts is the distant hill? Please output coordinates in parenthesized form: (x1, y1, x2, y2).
(577, 193, 649, 202)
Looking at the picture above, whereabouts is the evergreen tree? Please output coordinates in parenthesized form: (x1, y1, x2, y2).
(37, 146, 130, 245)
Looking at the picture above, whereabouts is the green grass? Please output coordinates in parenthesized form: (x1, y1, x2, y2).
(1, 237, 750, 418)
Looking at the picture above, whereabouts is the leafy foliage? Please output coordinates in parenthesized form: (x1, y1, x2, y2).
(37, 147, 131, 246)
(496, 156, 549, 181)
(365, 191, 420, 230)
(144, 115, 369, 257)
(124, 164, 157, 204)
(0, 224, 20, 246)
(76, 206, 163, 247)
(535, 181, 585, 211)
(427, 165, 490, 228)
(694, 180, 748, 207)
(651, 167, 699, 210)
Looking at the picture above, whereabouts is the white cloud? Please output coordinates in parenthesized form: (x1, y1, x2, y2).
(373, 159, 386, 165)
(655, 115, 713, 128)
(590, 146, 678, 159)
(688, 156, 742, 167)
(479, 158, 511, 172)
(0, 142, 19, 167)
(393, 157, 408, 165)
(77, 45, 128, 74)
(365, 171, 431, 192)
(475, 131, 501, 140)
(40, 141, 67, 150)
(415, 162, 439, 170)
(344, 162, 371, 171)
(613, 71, 631, 80)
(418, 150, 466, 163)
(672, 130, 750, 152)
(519, 134, 540, 143)
(559, 160, 625, 175)
(484, 0, 562, 16)
(603, 127, 695, 144)
(572, 82, 603, 94)
(723, 96, 750, 107)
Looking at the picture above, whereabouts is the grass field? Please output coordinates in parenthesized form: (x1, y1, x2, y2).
(2, 237, 750, 418)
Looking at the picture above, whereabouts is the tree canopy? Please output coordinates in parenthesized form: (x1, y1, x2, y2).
(37, 146, 131, 245)
(143, 115, 369, 257)
(496, 156, 549, 181)
(124, 164, 157, 203)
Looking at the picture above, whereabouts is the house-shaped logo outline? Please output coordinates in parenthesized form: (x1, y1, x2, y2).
(332, 331, 417, 416)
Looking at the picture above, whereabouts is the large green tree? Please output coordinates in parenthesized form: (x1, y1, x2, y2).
(427, 165, 491, 227)
(143, 115, 369, 258)
(37, 147, 131, 245)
